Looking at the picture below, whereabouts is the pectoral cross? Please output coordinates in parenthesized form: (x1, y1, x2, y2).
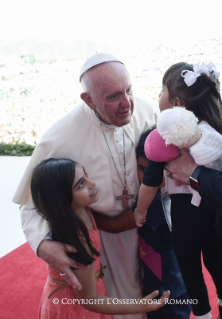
(116, 188, 134, 210)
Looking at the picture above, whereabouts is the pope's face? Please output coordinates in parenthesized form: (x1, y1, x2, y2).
(87, 62, 134, 127)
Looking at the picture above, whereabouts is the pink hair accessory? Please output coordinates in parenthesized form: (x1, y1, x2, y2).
(144, 129, 179, 162)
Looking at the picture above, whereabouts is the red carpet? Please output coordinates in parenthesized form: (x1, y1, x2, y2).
(0, 243, 219, 319)
(0, 243, 47, 319)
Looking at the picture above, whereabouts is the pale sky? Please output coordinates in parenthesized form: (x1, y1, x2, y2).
(0, 0, 222, 46)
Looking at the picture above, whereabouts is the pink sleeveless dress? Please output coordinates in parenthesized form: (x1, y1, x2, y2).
(39, 208, 113, 319)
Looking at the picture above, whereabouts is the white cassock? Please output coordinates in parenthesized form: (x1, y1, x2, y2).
(13, 96, 158, 319)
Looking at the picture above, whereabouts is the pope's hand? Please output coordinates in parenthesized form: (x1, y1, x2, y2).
(37, 240, 85, 290)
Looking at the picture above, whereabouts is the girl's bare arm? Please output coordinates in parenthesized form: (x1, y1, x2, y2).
(73, 264, 170, 314)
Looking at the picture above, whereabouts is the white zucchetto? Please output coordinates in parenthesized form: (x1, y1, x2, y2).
(79, 52, 124, 81)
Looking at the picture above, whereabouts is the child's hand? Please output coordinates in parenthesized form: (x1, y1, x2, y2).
(134, 208, 146, 227)
(143, 290, 170, 312)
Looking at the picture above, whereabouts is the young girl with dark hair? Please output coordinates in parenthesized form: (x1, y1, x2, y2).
(31, 158, 170, 319)
(135, 62, 222, 319)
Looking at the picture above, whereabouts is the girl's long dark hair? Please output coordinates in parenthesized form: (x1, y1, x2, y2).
(163, 62, 222, 134)
(31, 158, 100, 266)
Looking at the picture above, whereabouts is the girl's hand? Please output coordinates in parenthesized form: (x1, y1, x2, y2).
(134, 207, 146, 227)
(143, 290, 170, 312)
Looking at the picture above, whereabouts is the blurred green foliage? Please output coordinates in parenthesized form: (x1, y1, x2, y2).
(0, 141, 35, 156)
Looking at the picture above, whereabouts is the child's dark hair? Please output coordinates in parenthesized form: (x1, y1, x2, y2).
(136, 126, 156, 159)
(163, 62, 222, 134)
(31, 158, 100, 266)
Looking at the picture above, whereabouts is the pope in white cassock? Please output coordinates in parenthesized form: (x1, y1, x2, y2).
(13, 53, 159, 319)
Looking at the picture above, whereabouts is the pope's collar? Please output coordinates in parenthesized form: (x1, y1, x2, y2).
(93, 110, 116, 129)
(85, 104, 135, 145)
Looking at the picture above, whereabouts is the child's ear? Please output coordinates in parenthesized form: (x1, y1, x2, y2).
(174, 97, 184, 107)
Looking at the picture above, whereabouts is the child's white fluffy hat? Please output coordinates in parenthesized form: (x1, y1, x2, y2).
(157, 107, 201, 148)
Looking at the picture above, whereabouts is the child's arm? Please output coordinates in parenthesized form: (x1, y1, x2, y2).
(92, 208, 136, 233)
(135, 160, 165, 227)
(72, 242, 170, 315)
(134, 184, 159, 227)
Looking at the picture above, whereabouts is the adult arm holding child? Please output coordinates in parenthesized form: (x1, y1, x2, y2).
(93, 208, 137, 233)
(165, 150, 222, 210)
(37, 239, 83, 289)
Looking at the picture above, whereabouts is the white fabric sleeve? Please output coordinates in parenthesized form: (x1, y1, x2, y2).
(20, 204, 50, 254)
(43, 233, 52, 241)
(190, 121, 222, 165)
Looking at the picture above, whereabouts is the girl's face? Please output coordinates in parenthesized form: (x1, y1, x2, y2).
(159, 85, 173, 112)
(71, 164, 98, 213)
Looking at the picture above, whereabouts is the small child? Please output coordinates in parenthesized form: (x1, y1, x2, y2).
(31, 158, 170, 319)
(135, 62, 222, 319)
(135, 128, 191, 319)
